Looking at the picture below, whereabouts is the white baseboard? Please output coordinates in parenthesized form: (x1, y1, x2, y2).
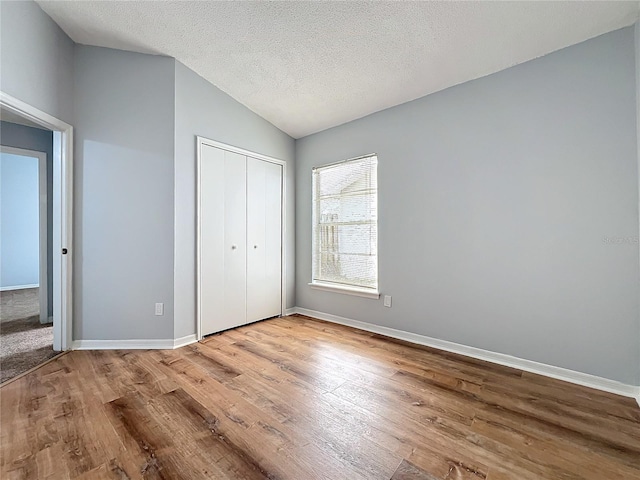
(173, 334, 197, 348)
(73, 339, 175, 350)
(284, 308, 297, 316)
(292, 307, 640, 401)
(0, 284, 39, 292)
(73, 334, 198, 351)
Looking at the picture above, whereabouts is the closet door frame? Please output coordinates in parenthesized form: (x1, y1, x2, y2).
(196, 136, 287, 341)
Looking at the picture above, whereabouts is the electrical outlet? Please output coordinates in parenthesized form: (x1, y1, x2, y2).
(383, 295, 392, 308)
(155, 303, 164, 316)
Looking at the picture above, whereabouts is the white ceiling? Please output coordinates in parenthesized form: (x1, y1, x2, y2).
(37, 1, 640, 139)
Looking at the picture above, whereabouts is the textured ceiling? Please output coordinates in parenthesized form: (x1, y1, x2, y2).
(37, 1, 640, 139)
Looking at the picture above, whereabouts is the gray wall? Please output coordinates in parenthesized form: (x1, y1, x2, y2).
(295, 27, 640, 385)
(0, 0, 74, 124)
(0, 121, 53, 314)
(173, 61, 295, 339)
(0, 152, 40, 287)
(73, 46, 176, 340)
(636, 21, 640, 385)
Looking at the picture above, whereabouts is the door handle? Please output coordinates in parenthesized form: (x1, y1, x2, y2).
(254, 245, 258, 249)
(231, 245, 237, 250)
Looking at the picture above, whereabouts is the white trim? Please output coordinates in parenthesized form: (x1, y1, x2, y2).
(308, 282, 380, 299)
(311, 152, 377, 171)
(292, 307, 640, 400)
(174, 334, 197, 348)
(0, 284, 39, 291)
(196, 139, 202, 340)
(1, 92, 73, 352)
(196, 136, 288, 341)
(73, 335, 198, 350)
(284, 308, 297, 316)
(197, 137, 287, 167)
(280, 154, 288, 327)
(196, 139, 202, 341)
(73, 339, 176, 350)
(37, 150, 48, 324)
(311, 155, 379, 298)
(636, 20, 640, 413)
(59, 127, 74, 351)
(0, 93, 72, 132)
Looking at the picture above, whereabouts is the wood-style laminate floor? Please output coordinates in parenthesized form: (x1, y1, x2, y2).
(1, 314, 639, 480)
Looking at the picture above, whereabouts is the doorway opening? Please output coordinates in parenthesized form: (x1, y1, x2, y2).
(0, 92, 73, 384)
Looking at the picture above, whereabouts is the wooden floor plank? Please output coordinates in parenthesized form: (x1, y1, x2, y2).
(2, 314, 639, 479)
(225, 366, 403, 479)
(148, 348, 370, 480)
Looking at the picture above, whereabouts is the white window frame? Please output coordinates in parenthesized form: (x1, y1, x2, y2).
(309, 154, 379, 299)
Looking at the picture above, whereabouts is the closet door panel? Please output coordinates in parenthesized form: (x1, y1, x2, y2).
(200, 145, 226, 336)
(247, 157, 282, 323)
(262, 161, 283, 317)
(223, 151, 247, 330)
(200, 146, 247, 336)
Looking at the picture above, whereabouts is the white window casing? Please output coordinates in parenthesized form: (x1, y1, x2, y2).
(311, 154, 379, 298)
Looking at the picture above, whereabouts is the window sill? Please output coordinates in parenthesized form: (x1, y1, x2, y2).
(308, 282, 380, 299)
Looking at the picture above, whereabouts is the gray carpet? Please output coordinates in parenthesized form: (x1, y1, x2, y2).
(1, 288, 57, 384)
(1, 287, 40, 322)
(1, 316, 57, 384)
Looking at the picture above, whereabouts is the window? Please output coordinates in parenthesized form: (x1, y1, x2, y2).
(311, 154, 378, 298)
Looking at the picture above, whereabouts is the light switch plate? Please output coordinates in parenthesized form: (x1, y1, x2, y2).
(383, 295, 392, 308)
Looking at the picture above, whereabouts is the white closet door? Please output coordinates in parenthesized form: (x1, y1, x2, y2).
(246, 157, 282, 323)
(201, 146, 247, 335)
(224, 151, 248, 329)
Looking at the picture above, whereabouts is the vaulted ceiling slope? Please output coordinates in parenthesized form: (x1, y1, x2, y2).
(37, 1, 640, 139)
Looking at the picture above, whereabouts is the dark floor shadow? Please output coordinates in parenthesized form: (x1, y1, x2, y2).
(0, 316, 53, 334)
(0, 346, 58, 384)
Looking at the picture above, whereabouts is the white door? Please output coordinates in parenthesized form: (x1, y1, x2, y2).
(200, 145, 247, 335)
(246, 157, 282, 323)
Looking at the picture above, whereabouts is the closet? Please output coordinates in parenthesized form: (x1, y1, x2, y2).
(198, 140, 283, 337)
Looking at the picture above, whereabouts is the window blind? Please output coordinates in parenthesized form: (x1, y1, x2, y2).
(312, 155, 378, 291)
